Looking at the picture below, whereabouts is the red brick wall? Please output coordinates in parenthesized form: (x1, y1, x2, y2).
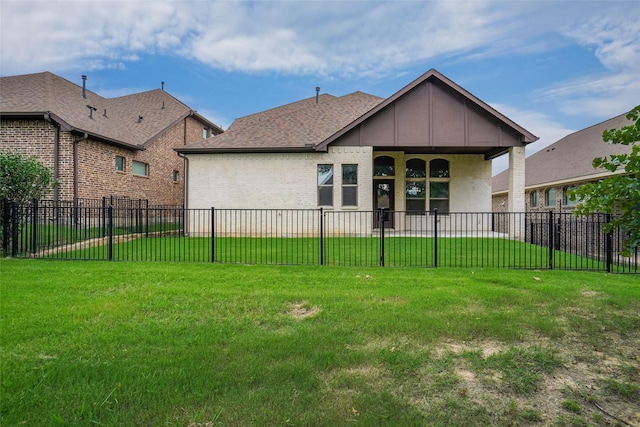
(1, 116, 213, 205)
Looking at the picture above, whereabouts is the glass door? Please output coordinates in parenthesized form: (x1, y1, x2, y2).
(373, 179, 394, 228)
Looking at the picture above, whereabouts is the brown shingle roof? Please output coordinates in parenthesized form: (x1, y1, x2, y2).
(180, 91, 384, 152)
(492, 112, 635, 193)
(0, 72, 222, 148)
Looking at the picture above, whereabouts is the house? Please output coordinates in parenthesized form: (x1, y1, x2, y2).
(178, 69, 537, 228)
(176, 69, 537, 233)
(492, 112, 635, 213)
(0, 72, 223, 206)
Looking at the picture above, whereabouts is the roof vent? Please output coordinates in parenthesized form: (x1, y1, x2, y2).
(81, 75, 87, 99)
(137, 115, 144, 123)
(86, 105, 96, 119)
(103, 109, 108, 118)
(161, 101, 165, 109)
(161, 81, 165, 91)
(316, 87, 320, 104)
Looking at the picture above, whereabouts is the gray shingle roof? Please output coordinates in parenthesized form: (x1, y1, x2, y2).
(0, 72, 222, 148)
(181, 91, 384, 152)
(492, 112, 635, 193)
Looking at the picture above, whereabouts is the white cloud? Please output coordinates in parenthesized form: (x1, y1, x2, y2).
(0, 1, 526, 77)
(533, 5, 640, 119)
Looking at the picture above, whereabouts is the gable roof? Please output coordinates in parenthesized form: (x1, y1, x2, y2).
(178, 68, 536, 156)
(316, 68, 538, 153)
(179, 91, 383, 153)
(492, 111, 635, 194)
(0, 72, 223, 150)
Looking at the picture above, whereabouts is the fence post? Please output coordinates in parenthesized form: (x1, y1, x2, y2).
(102, 197, 107, 237)
(433, 208, 438, 268)
(1, 199, 8, 255)
(605, 214, 613, 273)
(107, 205, 113, 261)
(11, 201, 18, 257)
(547, 210, 554, 269)
(319, 208, 324, 266)
(31, 198, 38, 255)
(379, 209, 385, 267)
(211, 207, 215, 263)
(145, 199, 150, 237)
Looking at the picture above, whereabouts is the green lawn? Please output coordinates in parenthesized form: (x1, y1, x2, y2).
(36, 235, 619, 271)
(1, 260, 638, 426)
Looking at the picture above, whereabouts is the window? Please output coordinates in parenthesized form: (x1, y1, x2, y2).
(545, 188, 556, 207)
(115, 156, 125, 172)
(173, 170, 179, 183)
(430, 182, 449, 212)
(564, 186, 578, 206)
(342, 164, 357, 206)
(318, 164, 333, 206)
(406, 182, 426, 213)
(406, 159, 426, 214)
(430, 158, 450, 178)
(374, 156, 395, 176)
(429, 159, 449, 213)
(203, 127, 209, 139)
(132, 160, 149, 177)
(529, 190, 539, 208)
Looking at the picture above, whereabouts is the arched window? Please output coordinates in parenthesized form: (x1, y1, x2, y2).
(564, 186, 578, 206)
(406, 158, 426, 178)
(374, 156, 395, 177)
(545, 188, 556, 207)
(430, 158, 450, 178)
(405, 159, 426, 214)
(429, 159, 449, 213)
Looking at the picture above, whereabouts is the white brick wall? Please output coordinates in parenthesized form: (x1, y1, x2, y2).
(187, 146, 373, 210)
(187, 148, 491, 212)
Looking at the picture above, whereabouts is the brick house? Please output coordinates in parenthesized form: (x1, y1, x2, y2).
(492, 112, 635, 213)
(177, 69, 537, 233)
(0, 72, 223, 206)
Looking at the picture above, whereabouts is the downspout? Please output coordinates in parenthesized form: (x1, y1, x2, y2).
(53, 124, 60, 212)
(73, 133, 89, 202)
(44, 112, 60, 208)
(181, 115, 190, 208)
(177, 152, 189, 210)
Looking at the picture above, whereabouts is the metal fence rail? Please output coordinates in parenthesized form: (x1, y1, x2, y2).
(1, 199, 637, 272)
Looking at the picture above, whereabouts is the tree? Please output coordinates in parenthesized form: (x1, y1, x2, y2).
(570, 105, 640, 256)
(0, 153, 53, 205)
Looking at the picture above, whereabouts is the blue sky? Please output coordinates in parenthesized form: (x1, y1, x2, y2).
(1, 0, 639, 174)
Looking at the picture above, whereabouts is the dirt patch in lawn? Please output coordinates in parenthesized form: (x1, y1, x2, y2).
(287, 301, 321, 320)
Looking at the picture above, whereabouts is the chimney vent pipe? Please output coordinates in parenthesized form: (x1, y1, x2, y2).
(161, 81, 165, 91)
(315, 87, 320, 104)
(81, 75, 87, 99)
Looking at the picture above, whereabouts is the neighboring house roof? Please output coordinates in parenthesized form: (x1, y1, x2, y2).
(180, 91, 384, 152)
(178, 68, 537, 156)
(492, 112, 635, 194)
(0, 71, 223, 150)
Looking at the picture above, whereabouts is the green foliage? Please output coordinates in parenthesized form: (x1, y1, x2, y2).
(561, 399, 582, 414)
(571, 105, 640, 255)
(0, 153, 53, 204)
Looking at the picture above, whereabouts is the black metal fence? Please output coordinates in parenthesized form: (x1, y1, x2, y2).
(1, 199, 637, 272)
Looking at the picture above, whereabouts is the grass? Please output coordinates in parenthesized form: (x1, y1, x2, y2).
(1, 259, 639, 426)
(34, 234, 618, 271)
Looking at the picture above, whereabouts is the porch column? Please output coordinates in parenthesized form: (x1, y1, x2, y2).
(507, 146, 526, 238)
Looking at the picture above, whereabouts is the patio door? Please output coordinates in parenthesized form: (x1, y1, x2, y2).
(373, 179, 394, 228)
